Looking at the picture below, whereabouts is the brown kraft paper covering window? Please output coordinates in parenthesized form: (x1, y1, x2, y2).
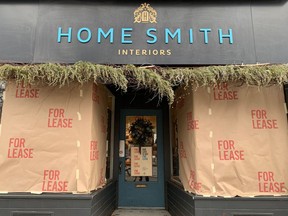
(174, 83, 288, 197)
(0, 82, 108, 193)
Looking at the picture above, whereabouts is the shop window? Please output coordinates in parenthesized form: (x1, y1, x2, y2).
(0, 81, 5, 123)
(171, 118, 179, 176)
(170, 106, 180, 182)
(170, 84, 288, 185)
(106, 92, 115, 180)
(285, 84, 288, 117)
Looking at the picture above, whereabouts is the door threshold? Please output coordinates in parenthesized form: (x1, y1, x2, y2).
(112, 208, 171, 216)
(117, 207, 165, 209)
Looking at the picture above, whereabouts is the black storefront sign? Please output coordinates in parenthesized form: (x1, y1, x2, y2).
(0, 1, 288, 65)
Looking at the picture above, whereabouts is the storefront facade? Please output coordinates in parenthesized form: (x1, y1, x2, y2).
(0, 1, 288, 216)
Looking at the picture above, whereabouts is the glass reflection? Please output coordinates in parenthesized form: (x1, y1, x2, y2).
(125, 116, 157, 182)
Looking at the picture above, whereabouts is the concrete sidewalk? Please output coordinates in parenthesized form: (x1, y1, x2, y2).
(111, 209, 171, 216)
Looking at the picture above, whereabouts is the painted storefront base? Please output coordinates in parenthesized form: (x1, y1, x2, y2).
(167, 181, 288, 216)
(0, 181, 116, 216)
(1, 181, 288, 216)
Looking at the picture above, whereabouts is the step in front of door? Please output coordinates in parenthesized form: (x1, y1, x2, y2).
(233, 213, 273, 216)
(12, 211, 53, 216)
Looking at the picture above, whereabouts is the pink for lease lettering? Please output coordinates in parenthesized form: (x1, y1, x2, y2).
(7, 138, 33, 159)
(251, 110, 278, 129)
(179, 141, 187, 158)
(42, 170, 68, 192)
(188, 170, 202, 191)
(258, 171, 286, 193)
(90, 141, 99, 160)
(47, 108, 73, 128)
(186, 112, 199, 130)
(213, 83, 238, 100)
(15, 83, 40, 99)
(217, 140, 244, 160)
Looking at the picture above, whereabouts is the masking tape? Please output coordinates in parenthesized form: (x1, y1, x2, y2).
(284, 103, 287, 114)
(76, 169, 80, 180)
(30, 191, 42, 194)
(211, 163, 215, 170)
(77, 140, 81, 148)
(212, 186, 216, 193)
(77, 112, 82, 121)
(209, 131, 213, 138)
(80, 90, 83, 97)
(0, 191, 8, 194)
(208, 108, 212, 115)
(203, 195, 211, 197)
(207, 87, 211, 94)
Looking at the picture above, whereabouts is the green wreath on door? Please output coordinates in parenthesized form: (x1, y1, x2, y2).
(129, 118, 154, 153)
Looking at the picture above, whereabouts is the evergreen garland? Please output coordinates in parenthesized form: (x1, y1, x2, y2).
(129, 118, 154, 152)
(0, 61, 288, 104)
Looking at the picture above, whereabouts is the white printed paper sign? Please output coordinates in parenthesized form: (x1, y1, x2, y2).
(131, 147, 152, 176)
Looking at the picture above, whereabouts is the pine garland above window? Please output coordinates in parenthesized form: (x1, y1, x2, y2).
(0, 61, 287, 104)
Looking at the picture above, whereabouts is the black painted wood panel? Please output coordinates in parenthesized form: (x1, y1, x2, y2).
(167, 181, 288, 216)
(0, 181, 117, 216)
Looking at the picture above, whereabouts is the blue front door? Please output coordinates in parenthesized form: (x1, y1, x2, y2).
(118, 109, 165, 207)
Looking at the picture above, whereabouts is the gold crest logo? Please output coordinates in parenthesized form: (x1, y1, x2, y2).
(134, 3, 157, 24)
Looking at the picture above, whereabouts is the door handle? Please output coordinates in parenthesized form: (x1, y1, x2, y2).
(119, 161, 122, 175)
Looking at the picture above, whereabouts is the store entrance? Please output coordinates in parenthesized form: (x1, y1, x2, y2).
(118, 109, 165, 207)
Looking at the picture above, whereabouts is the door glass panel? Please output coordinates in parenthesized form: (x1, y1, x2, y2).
(125, 116, 157, 182)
